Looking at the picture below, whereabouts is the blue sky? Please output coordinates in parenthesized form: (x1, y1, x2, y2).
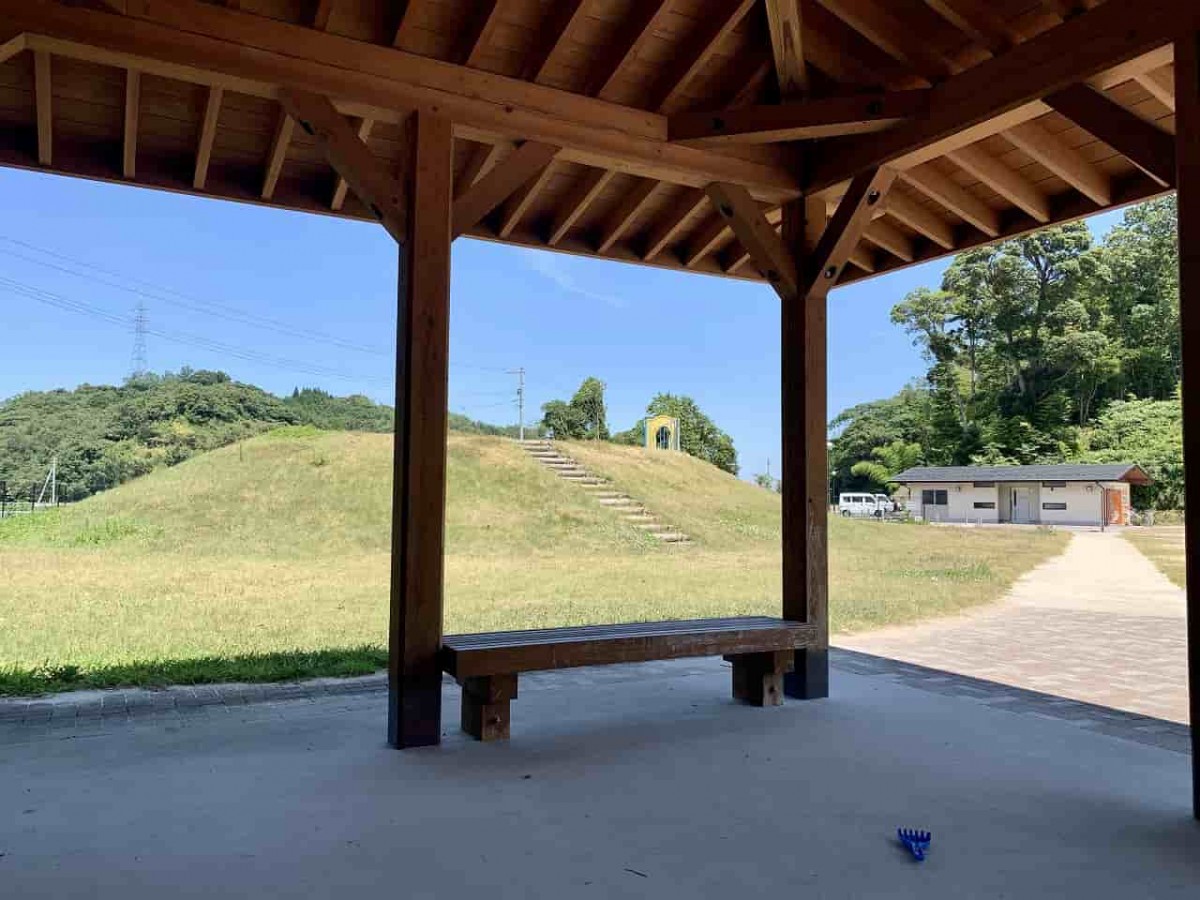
(0, 168, 1124, 480)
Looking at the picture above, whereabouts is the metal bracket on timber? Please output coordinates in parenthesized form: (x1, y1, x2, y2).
(706, 182, 796, 299)
(278, 89, 408, 244)
(802, 168, 897, 301)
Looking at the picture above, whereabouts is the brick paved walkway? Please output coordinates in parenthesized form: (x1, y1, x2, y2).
(837, 531, 1190, 723)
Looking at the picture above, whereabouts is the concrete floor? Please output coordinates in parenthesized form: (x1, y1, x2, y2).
(1, 658, 1196, 898)
(841, 531, 1190, 722)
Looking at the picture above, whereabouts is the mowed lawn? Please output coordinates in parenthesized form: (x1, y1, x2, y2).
(1123, 526, 1186, 588)
(0, 429, 1068, 693)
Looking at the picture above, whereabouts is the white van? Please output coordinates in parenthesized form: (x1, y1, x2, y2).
(838, 493, 892, 518)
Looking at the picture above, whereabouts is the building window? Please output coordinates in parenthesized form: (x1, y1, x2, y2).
(922, 489, 948, 506)
(1041, 481, 1067, 488)
(1042, 502, 1067, 511)
(972, 481, 995, 487)
(973, 502, 996, 509)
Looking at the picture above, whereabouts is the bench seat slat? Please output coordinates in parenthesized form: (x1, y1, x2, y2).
(441, 616, 816, 679)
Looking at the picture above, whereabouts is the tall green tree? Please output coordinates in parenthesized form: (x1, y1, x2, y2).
(849, 440, 923, 494)
(645, 393, 738, 475)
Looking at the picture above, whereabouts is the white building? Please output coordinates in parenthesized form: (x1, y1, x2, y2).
(891, 464, 1151, 527)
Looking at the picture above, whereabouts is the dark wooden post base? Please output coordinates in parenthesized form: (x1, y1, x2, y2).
(784, 648, 829, 700)
(460, 674, 518, 741)
(728, 650, 791, 706)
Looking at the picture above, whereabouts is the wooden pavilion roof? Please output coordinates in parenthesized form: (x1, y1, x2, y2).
(0, 0, 1184, 287)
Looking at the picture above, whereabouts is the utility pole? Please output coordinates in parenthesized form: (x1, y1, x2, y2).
(507, 367, 525, 441)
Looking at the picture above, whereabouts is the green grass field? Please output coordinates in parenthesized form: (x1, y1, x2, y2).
(1123, 526, 1186, 588)
(0, 428, 1068, 694)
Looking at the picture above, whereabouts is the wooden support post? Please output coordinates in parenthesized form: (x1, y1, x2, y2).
(782, 195, 831, 700)
(728, 650, 791, 706)
(459, 674, 518, 741)
(1173, 31, 1200, 821)
(388, 110, 454, 749)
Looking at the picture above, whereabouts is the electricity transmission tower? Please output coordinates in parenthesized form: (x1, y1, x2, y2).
(129, 299, 149, 377)
(507, 367, 526, 440)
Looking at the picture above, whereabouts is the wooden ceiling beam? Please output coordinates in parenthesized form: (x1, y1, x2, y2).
(122, 68, 140, 179)
(642, 189, 710, 261)
(584, 1, 671, 99)
(721, 206, 784, 273)
(7, 1, 801, 202)
(597, 179, 662, 254)
(726, 56, 774, 108)
(459, 0, 504, 69)
(652, 0, 758, 113)
(765, 0, 808, 96)
(311, 0, 336, 31)
(807, 0, 1198, 194)
(549, 168, 615, 246)
(498, 161, 556, 238)
(683, 214, 734, 268)
(455, 140, 511, 200)
(899, 164, 1000, 236)
(34, 50, 52, 167)
(391, 0, 414, 47)
(947, 144, 1050, 222)
(520, 0, 587, 83)
(331, 117, 374, 209)
(1045, 84, 1175, 187)
(815, 0, 957, 84)
(0, 34, 26, 65)
(1004, 120, 1111, 205)
(1136, 67, 1175, 111)
(278, 88, 408, 244)
(669, 91, 928, 145)
(452, 141, 560, 238)
(863, 219, 914, 262)
(261, 110, 295, 200)
(706, 182, 798, 298)
(804, 167, 897, 300)
(921, 0, 1017, 55)
(883, 191, 955, 249)
(193, 85, 223, 190)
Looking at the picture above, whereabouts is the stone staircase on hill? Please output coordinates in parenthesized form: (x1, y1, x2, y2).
(518, 439, 690, 544)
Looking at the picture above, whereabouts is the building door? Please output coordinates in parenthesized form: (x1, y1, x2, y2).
(1011, 486, 1035, 524)
(922, 489, 949, 522)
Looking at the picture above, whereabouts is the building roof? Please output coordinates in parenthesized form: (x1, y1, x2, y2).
(891, 464, 1152, 486)
(0, 2, 1181, 288)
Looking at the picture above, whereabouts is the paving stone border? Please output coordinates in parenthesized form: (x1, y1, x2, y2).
(0, 651, 1189, 755)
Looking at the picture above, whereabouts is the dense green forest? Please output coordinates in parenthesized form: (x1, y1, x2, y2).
(830, 197, 1182, 509)
(0, 369, 521, 501)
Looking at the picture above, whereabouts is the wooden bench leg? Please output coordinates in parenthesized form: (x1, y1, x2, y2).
(727, 651, 791, 706)
(460, 674, 518, 741)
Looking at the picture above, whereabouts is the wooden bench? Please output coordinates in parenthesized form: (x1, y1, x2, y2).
(440, 616, 818, 741)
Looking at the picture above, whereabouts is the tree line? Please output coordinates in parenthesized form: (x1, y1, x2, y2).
(830, 197, 1182, 510)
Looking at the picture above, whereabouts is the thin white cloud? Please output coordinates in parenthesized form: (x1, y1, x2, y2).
(521, 249, 627, 309)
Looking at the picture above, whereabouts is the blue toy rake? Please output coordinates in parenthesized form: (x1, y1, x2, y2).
(897, 828, 932, 861)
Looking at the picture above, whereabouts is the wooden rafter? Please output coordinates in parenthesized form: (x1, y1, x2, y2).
(311, 0, 336, 31)
(726, 56, 774, 108)
(549, 169, 615, 247)
(261, 111, 295, 200)
(1045, 84, 1175, 187)
(455, 141, 511, 200)
(921, 0, 1017, 56)
(765, 0, 808, 96)
(1004, 120, 1111, 206)
(863, 219, 914, 262)
(669, 91, 929, 145)
(803, 167, 896, 299)
(806, 0, 1200, 193)
(498, 161, 557, 238)
(585, 1, 671, 98)
(596, 179, 661, 254)
(391, 0, 415, 47)
(651, 0, 758, 113)
(683, 214, 737, 268)
(193, 86, 223, 190)
(900, 164, 1000, 236)
(706, 183, 797, 298)
(459, 0, 504, 68)
(1136, 67, 1175, 111)
(884, 190, 955, 249)
(946, 144, 1050, 222)
(520, 0, 587, 83)
(123, 68, 140, 179)
(643, 189, 710, 261)
(452, 141, 560, 238)
(816, 0, 956, 84)
(278, 89, 408, 244)
(34, 50, 52, 167)
(331, 117, 375, 210)
(0, 34, 26, 66)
